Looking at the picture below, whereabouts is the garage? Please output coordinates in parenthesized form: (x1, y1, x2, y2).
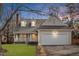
(38, 16, 72, 45)
(38, 30, 71, 45)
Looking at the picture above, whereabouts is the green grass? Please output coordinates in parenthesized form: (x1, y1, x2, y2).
(2, 44, 36, 56)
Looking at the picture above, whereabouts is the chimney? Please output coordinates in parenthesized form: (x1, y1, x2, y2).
(16, 13, 20, 26)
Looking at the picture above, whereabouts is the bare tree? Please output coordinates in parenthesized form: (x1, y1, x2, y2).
(65, 3, 79, 28)
(0, 4, 22, 50)
(65, 3, 79, 44)
(48, 5, 59, 19)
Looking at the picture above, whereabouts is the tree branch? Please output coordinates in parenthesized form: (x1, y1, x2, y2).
(0, 5, 21, 32)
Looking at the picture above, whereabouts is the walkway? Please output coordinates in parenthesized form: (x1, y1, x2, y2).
(37, 45, 79, 56)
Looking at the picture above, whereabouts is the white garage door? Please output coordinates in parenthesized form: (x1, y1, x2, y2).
(38, 31, 71, 45)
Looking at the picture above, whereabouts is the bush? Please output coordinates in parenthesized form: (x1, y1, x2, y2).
(7, 37, 14, 44)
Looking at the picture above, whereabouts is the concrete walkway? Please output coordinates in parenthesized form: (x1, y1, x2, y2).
(37, 45, 47, 56)
(37, 45, 79, 56)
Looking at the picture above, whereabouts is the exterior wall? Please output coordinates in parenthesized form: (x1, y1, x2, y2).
(38, 29, 71, 45)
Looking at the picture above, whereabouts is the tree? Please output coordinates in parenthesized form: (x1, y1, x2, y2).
(48, 5, 59, 19)
(65, 3, 79, 44)
(0, 4, 3, 49)
(0, 4, 2, 16)
(65, 3, 79, 28)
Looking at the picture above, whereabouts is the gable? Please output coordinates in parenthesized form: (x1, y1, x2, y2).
(42, 16, 67, 26)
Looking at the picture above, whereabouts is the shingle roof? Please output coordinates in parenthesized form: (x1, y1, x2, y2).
(42, 16, 67, 26)
(13, 27, 37, 33)
(39, 25, 70, 29)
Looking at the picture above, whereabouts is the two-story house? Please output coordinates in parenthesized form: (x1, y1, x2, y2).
(2, 13, 72, 45)
(13, 18, 46, 43)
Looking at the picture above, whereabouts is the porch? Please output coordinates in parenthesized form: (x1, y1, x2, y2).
(14, 33, 38, 44)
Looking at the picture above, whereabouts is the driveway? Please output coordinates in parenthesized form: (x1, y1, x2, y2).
(37, 45, 79, 56)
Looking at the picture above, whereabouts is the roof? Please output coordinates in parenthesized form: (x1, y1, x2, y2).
(39, 25, 70, 29)
(13, 19, 46, 33)
(38, 16, 70, 29)
(13, 27, 37, 33)
(42, 16, 67, 26)
(21, 19, 47, 21)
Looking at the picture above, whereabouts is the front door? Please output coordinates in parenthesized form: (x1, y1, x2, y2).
(31, 33, 38, 42)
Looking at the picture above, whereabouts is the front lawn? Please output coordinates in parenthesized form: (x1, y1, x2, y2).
(2, 44, 36, 56)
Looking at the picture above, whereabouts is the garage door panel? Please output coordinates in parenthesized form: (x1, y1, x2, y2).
(40, 31, 69, 35)
(39, 31, 71, 45)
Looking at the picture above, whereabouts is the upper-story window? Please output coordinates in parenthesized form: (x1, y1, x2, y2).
(31, 21, 36, 27)
(21, 21, 26, 27)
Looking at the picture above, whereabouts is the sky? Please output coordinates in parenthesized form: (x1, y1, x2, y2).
(20, 3, 66, 19)
(2, 3, 67, 19)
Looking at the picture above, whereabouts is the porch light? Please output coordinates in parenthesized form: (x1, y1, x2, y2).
(52, 31, 58, 38)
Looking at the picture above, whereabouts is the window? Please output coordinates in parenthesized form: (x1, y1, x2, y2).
(21, 21, 26, 27)
(20, 34, 26, 38)
(31, 21, 36, 26)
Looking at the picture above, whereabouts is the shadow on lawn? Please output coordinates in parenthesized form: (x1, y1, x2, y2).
(0, 48, 7, 56)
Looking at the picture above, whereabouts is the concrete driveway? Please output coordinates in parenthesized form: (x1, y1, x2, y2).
(37, 45, 79, 56)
